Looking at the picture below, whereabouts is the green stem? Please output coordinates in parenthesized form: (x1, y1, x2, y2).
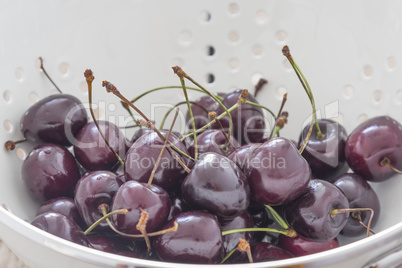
(264, 205, 290, 230)
(83, 206, 128, 235)
(221, 246, 238, 264)
(159, 101, 208, 130)
(245, 101, 276, 120)
(222, 227, 297, 237)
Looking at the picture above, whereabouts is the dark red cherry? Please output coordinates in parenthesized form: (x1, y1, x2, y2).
(36, 197, 85, 229)
(168, 194, 190, 221)
(284, 179, 349, 242)
(298, 119, 349, 181)
(31, 212, 89, 246)
(129, 128, 153, 146)
(181, 152, 250, 218)
(228, 143, 261, 173)
(124, 130, 190, 193)
(250, 242, 293, 262)
(345, 116, 402, 182)
(185, 93, 226, 130)
(215, 89, 265, 145)
(332, 173, 381, 236)
(111, 181, 171, 235)
(22, 143, 80, 202)
(154, 211, 223, 264)
(247, 137, 311, 206)
(188, 129, 240, 158)
(20, 94, 88, 147)
(220, 210, 254, 263)
(74, 170, 125, 231)
(86, 235, 135, 254)
(73, 120, 127, 171)
(278, 234, 339, 257)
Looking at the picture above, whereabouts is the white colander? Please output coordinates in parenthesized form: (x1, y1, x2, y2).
(1, 0, 402, 267)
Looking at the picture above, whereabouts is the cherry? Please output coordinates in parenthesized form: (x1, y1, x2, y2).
(31, 212, 89, 246)
(20, 95, 88, 147)
(73, 120, 127, 171)
(154, 211, 223, 264)
(248, 206, 271, 243)
(86, 235, 137, 255)
(228, 143, 261, 173)
(36, 197, 85, 229)
(278, 234, 339, 257)
(111, 181, 171, 235)
(168, 193, 190, 221)
(220, 210, 254, 263)
(298, 119, 349, 181)
(181, 152, 250, 218)
(247, 137, 311, 206)
(250, 242, 293, 262)
(187, 129, 240, 158)
(332, 173, 380, 236)
(129, 128, 153, 145)
(125, 130, 190, 193)
(22, 143, 80, 202)
(345, 115, 402, 182)
(215, 89, 265, 145)
(284, 179, 349, 242)
(74, 170, 125, 232)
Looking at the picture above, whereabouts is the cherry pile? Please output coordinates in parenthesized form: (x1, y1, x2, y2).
(5, 47, 402, 264)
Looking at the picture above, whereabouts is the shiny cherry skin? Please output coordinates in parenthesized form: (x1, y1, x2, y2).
(125, 130, 190, 193)
(86, 235, 136, 254)
(20, 94, 88, 146)
(228, 143, 261, 173)
(73, 120, 127, 171)
(155, 211, 223, 264)
(188, 129, 240, 158)
(74, 170, 125, 231)
(168, 193, 190, 221)
(22, 143, 80, 203)
(36, 197, 85, 229)
(345, 116, 402, 182)
(215, 89, 265, 145)
(181, 152, 250, 218)
(284, 179, 349, 242)
(298, 119, 349, 181)
(250, 242, 293, 262)
(332, 173, 381, 236)
(278, 234, 339, 257)
(247, 137, 311, 206)
(185, 93, 226, 130)
(128, 128, 153, 146)
(111, 181, 171, 235)
(31, 212, 89, 246)
(220, 210, 254, 263)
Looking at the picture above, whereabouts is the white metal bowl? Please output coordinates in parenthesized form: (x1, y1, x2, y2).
(1, 0, 402, 267)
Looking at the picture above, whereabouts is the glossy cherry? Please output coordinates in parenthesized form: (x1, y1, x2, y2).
(31, 212, 89, 246)
(154, 211, 223, 264)
(228, 143, 261, 173)
(345, 116, 402, 182)
(278, 234, 339, 257)
(284, 179, 349, 242)
(73, 120, 127, 171)
(247, 137, 311, 206)
(86, 235, 137, 255)
(20, 94, 88, 147)
(332, 173, 381, 236)
(250, 242, 293, 262)
(111, 181, 171, 235)
(125, 130, 190, 193)
(168, 193, 190, 221)
(74, 170, 125, 231)
(187, 129, 240, 158)
(181, 152, 250, 218)
(298, 119, 349, 181)
(22, 143, 80, 202)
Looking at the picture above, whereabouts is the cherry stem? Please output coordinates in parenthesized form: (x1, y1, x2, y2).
(159, 101, 208, 129)
(120, 101, 138, 125)
(245, 100, 277, 120)
(84, 70, 125, 169)
(264, 204, 290, 230)
(102, 80, 193, 171)
(221, 245, 238, 264)
(222, 227, 297, 238)
(354, 212, 376, 235)
(83, 204, 128, 235)
(4, 139, 27, 151)
(172, 66, 234, 142)
(238, 238, 253, 263)
(38, 57, 62, 94)
(208, 111, 237, 152)
(178, 75, 198, 159)
(282, 46, 325, 152)
(269, 112, 288, 140)
(254, 78, 268, 98)
(136, 209, 151, 257)
(331, 208, 374, 237)
(147, 108, 179, 188)
(269, 93, 288, 139)
(380, 157, 402, 174)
